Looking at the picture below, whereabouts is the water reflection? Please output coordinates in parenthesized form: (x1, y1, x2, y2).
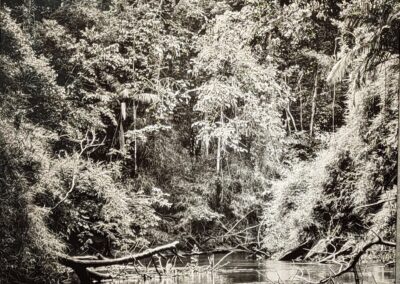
(108, 253, 395, 284)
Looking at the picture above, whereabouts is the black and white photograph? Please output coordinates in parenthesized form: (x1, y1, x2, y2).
(0, 0, 399, 283)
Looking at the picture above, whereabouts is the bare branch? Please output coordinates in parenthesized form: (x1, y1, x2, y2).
(319, 237, 395, 283)
(51, 130, 105, 210)
(354, 198, 396, 209)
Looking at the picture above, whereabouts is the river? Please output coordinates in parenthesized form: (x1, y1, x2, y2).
(105, 253, 395, 284)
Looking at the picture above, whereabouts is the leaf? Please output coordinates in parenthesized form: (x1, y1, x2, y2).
(326, 51, 353, 85)
(120, 88, 160, 104)
(121, 102, 126, 120)
(133, 93, 160, 104)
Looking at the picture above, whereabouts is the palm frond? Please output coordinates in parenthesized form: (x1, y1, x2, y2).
(120, 88, 160, 104)
(326, 50, 354, 85)
(132, 93, 160, 104)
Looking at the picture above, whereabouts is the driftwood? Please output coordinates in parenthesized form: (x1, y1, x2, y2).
(305, 237, 346, 261)
(278, 240, 314, 261)
(319, 236, 395, 283)
(318, 239, 355, 263)
(212, 216, 269, 257)
(292, 236, 396, 284)
(177, 248, 244, 256)
(59, 241, 179, 283)
(304, 239, 330, 260)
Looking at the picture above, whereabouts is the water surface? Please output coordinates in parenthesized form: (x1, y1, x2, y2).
(107, 253, 395, 284)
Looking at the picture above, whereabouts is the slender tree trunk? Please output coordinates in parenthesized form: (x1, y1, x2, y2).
(133, 102, 137, 175)
(296, 73, 304, 132)
(395, 33, 400, 284)
(216, 137, 221, 174)
(119, 121, 125, 153)
(205, 113, 209, 157)
(287, 102, 297, 132)
(384, 65, 387, 113)
(286, 110, 291, 135)
(300, 94, 304, 131)
(284, 74, 292, 134)
(310, 72, 318, 137)
(332, 83, 336, 132)
(216, 108, 223, 205)
(216, 107, 223, 175)
(120, 102, 127, 155)
(132, 45, 137, 175)
(332, 38, 338, 133)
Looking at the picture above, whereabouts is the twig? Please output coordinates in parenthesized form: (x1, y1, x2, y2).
(211, 251, 234, 271)
(355, 198, 396, 209)
(151, 256, 162, 277)
(52, 130, 104, 210)
(319, 237, 395, 283)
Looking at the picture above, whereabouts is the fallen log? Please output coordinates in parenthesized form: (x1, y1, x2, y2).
(278, 240, 314, 261)
(59, 241, 179, 283)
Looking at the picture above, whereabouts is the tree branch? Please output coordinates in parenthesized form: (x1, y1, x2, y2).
(319, 237, 395, 283)
(59, 241, 179, 283)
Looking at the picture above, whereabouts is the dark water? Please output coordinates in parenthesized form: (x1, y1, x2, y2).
(107, 253, 395, 284)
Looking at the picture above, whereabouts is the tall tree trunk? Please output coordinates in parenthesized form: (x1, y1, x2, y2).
(216, 109, 222, 205)
(296, 73, 304, 132)
(216, 136, 221, 174)
(300, 94, 304, 131)
(395, 33, 400, 284)
(286, 110, 291, 135)
(332, 37, 338, 133)
(216, 107, 223, 175)
(310, 72, 318, 137)
(205, 113, 209, 157)
(384, 65, 387, 114)
(133, 102, 137, 175)
(119, 121, 125, 153)
(332, 83, 336, 132)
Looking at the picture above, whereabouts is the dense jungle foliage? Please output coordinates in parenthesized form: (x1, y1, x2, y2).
(0, 0, 399, 282)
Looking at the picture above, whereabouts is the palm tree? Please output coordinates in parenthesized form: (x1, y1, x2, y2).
(120, 88, 159, 174)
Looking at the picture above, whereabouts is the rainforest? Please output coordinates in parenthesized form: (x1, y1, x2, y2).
(0, 0, 399, 283)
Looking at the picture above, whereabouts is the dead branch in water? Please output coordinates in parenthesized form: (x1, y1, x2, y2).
(59, 240, 245, 283)
(59, 241, 179, 283)
(319, 236, 395, 283)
